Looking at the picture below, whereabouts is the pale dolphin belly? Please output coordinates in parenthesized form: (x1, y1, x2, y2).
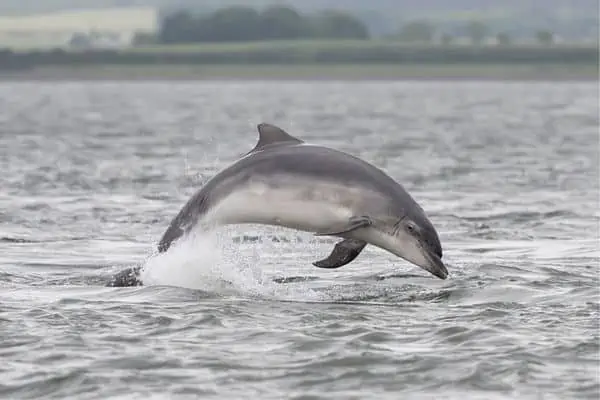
(203, 179, 357, 233)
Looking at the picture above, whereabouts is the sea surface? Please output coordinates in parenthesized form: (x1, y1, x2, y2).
(0, 81, 598, 400)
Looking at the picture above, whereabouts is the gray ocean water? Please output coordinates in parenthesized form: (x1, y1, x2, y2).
(0, 81, 598, 400)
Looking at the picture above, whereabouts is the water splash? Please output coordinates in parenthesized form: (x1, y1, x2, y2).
(138, 227, 326, 302)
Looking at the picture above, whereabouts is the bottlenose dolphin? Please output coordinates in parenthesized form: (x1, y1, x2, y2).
(107, 123, 447, 287)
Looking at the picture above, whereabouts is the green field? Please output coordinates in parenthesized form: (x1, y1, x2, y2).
(6, 39, 595, 64)
(129, 40, 380, 53)
(128, 39, 598, 54)
(1, 39, 597, 81)
(123, 41, 600, 69)
(1, 63, 597, 81)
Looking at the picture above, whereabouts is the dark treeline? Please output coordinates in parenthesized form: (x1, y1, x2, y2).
(1, 44, 598, 71)
(157, 5, 370, 44)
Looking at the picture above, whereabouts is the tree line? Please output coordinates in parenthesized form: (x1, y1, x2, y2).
(394, 20, 559, 46)
(156, 5, 370, 44)
(138, 4, 567, 47)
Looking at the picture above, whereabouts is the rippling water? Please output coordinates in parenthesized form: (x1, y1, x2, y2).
(0, 81, 598, 399)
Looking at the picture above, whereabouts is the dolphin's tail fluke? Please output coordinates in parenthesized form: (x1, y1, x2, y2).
(106, 266, 143, 287)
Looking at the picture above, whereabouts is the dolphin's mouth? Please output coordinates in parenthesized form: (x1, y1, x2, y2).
(421, 246, 448, 280)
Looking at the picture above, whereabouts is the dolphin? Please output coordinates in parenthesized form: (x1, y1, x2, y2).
(107, 123, 447, 287)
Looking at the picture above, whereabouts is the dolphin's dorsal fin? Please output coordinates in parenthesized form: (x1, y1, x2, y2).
(249, 123, 303, 153)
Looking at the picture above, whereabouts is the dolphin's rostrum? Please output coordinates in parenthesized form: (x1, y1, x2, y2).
(107, 123, 447, 287)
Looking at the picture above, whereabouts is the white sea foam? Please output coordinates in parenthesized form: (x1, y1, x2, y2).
(138, 226, 326, 302)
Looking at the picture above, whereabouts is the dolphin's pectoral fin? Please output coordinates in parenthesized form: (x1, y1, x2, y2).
(313, 239, 367, 269)
(314, 216, 372, 236)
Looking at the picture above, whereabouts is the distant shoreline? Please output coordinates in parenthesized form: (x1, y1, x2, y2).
(1, 64, 597, 82)
(1, 40, 598, 82)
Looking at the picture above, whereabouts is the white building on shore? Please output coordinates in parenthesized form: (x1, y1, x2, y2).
(0, 7, 158, 49)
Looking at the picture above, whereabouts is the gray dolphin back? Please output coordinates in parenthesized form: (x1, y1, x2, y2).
(157, 123, 305, 253)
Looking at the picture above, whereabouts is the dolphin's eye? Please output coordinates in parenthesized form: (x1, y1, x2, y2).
(406, 222, 416, 233)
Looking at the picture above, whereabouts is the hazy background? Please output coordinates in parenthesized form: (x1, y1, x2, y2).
(0, 0, 597, 50)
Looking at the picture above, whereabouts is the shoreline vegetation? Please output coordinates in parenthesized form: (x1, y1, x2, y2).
(1, 41, 598, 81)
(1, 4, 598, 81)
(1, 64, 597, 81)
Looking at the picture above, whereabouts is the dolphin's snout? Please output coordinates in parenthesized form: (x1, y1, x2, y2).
(424, 250, 448, 280)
